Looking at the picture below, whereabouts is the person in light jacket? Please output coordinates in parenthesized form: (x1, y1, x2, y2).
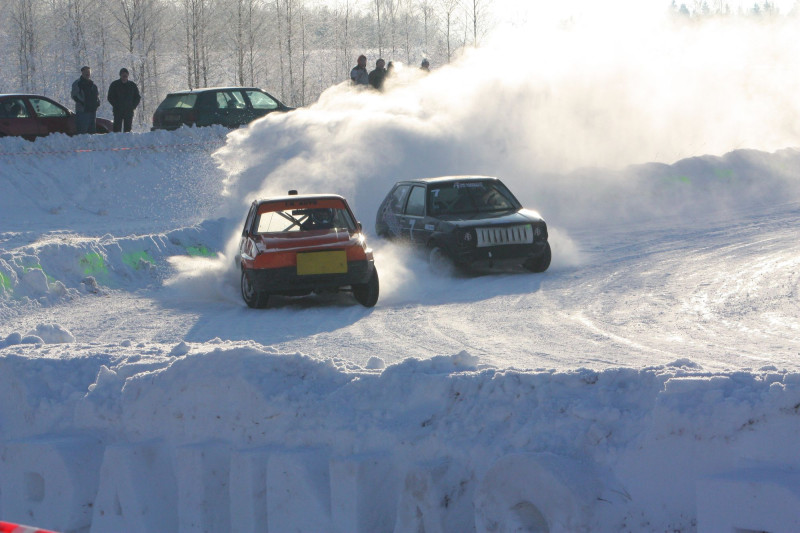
(71, 66, 101, 134)
(107, 68, 141, 132)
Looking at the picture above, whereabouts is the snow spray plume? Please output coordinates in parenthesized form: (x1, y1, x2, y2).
(163, 255, 241, 306)
(212, 7, 799, 281)
(218, 13, 798, 193)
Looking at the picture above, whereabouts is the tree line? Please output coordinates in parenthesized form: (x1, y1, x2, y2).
(670, 0, 798, 17)
(0, 0, 495, 127)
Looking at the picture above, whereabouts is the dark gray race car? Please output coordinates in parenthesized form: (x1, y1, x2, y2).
(375, 175, 551, 274)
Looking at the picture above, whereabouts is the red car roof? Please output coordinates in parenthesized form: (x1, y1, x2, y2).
(256, 195, 348, 214)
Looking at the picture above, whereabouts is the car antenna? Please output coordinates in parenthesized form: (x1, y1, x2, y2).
(288, 190, 298, 195)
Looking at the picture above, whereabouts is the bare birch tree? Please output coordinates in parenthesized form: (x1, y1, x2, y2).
(233, 0, 248, 85)
(10, 0, 39, 91)
(274, 0, 286, 97)
(92, 6, 110, 97)
(466, 0, 491, 45)
(373, 0, 383, 56)
(336, 0, 352, 81)
(416, 0, 436, 60)
(284, 0, 296, 102)
(401, 0, 414, 64)
(229, 0, 266, 87)
(385, 0, 401, 59)
(249, 1, 268, 85)
(299, 3, 308, 105)
(182, 0, 212, 88)
(64, 0, 93, 66)
(274, 0, 309, 105)
(438, 0, 461, 63)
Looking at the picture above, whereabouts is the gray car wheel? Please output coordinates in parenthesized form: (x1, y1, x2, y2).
(428, 245, 456, 276)
(524, 242, 551, 273)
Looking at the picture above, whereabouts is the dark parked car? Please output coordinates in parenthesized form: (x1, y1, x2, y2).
(0, 93, 111, 140)
(375, 176, 551, 274)
(238, 191, 379, 308)
(152, 86, 292, 131)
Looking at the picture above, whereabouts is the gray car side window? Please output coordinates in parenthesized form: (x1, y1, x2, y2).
(247, 90, 278, 110)
(196, 93, 216, 109)
(388, 185, 411, 214)
(218, 91, 246, 109)
(405, 186, 426, 217)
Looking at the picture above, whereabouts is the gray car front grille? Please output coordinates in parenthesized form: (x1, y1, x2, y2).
(476, 225, 535, 247)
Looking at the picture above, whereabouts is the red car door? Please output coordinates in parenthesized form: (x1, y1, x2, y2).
(28, 96, 74, 136)
(0, 96, 43, 138)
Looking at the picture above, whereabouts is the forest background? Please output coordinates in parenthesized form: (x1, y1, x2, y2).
(1, 0, 795, 129)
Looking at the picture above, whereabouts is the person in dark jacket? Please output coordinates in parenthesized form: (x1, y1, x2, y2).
(71, 66, 101, 134)
(107, 68, 141, 132)
(350, 55, 369, 86)
(368, 58, 387, 90)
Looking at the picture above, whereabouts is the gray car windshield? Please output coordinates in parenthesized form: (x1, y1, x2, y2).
(427, 181, 518, 215)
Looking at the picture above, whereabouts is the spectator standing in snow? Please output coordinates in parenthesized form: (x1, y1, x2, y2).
(71, 66, 100, 134)
(350, 55, 369, 86)
(368, 58, 387, 90)
(107, 68, 141, 133)
(420, 59, 430, 72)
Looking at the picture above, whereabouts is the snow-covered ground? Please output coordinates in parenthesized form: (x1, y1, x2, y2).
(2, 18, 800, 532)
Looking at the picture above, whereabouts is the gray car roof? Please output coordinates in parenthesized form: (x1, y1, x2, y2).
(401, 175, 500, 184)
(166, 87, 262, 95)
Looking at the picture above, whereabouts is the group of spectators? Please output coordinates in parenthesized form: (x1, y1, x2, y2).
(70, 66, 141, 134)
(350, 55, 430, 90)
(69, 56, 422, 135)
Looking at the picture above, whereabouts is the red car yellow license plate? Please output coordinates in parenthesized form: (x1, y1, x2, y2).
(296, 251, 347, 275)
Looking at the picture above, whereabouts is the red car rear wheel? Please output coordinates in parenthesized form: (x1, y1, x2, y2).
(352, 268, 379, 307)
(241, 269, 269, 308)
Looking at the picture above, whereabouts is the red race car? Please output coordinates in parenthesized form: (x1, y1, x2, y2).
(238, 191, 379, 308)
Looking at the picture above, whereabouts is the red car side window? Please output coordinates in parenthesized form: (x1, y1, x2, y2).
(29, 98, 69, 118)
(0, 98, 30, 118)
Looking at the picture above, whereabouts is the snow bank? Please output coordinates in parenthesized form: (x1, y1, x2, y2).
(1, 344, 799, 531)
(0, 127, 229, 240)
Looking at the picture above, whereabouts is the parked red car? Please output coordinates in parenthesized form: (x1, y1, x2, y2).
(238, 191, 379, 308)
(0, 93, 112, 140)
(0, 521, 59, 533)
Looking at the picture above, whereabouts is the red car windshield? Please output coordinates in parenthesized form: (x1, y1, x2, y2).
(255, 199, 356, 233)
